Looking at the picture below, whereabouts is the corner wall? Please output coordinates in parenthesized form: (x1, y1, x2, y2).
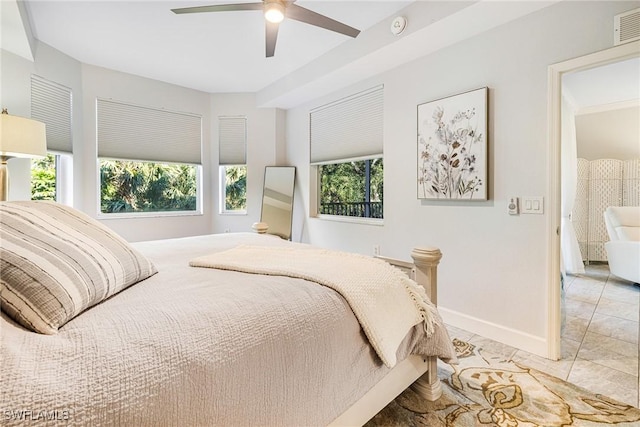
(210, 93, 285, 235)
(1, 43, 82, 202)
(79, 63, 214, 242)
(2, 42, 285, 242)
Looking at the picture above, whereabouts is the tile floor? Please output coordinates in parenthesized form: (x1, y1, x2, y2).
(445, 263, 639, 408)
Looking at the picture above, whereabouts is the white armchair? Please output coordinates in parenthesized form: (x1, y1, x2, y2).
(604, 206, 640, 284)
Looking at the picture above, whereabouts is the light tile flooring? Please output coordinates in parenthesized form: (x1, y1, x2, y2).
(445, 263, 639, 408)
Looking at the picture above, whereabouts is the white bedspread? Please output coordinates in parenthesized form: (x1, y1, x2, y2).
(1, 233, 456, 426)
(190, 244, 440, 368)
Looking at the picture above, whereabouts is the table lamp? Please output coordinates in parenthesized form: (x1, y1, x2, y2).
(0, 108, 47, 201)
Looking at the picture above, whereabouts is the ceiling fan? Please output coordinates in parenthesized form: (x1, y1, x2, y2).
(171, 0, 361, 58)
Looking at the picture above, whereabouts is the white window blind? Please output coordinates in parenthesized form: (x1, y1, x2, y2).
(31, 75, 72, 153)
(97, 99, 202, 164)
(219, 117, 247, 165)
(310, 85, 383, 164)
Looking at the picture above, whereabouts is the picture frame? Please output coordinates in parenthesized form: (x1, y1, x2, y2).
(417, 87, 488, 200)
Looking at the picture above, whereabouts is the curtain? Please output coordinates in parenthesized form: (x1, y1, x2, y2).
(561, 94, 585, 275)
(310, 85, 383, 165)
(219, 117, 247, 165)
(97, 99, 202, 165)
(31, 75, 72, 153)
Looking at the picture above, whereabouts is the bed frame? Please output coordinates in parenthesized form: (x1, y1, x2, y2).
(328, 247, 443, 427)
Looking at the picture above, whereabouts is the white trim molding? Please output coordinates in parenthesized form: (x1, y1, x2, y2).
(575, 98, 640, 116)
(546, 40, 640, 360)
(439, 307, 548, 357)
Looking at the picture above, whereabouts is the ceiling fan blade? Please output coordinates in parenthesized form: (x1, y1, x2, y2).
(285, 3, 360, 38)
(171, 3, 263, 14)
(265, 21, 279, 57)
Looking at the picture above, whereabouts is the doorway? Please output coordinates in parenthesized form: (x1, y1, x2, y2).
(547, 40, 640, 359)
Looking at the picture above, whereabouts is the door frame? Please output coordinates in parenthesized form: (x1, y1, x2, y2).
(546, 40, 640, 359)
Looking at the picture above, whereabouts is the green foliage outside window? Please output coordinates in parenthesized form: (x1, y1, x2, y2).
(100, 160, 197, 213)
(319, 158, 383, 218)
(224, 165, 247, 211)
(31, 154, 57, 201)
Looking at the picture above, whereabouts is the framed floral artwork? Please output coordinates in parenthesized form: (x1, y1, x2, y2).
(417, 87, 488, 200)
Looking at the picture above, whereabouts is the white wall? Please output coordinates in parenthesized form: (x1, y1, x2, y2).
(80, 63, 214, 242)
(1, 43, 82, 201)
(1, 50, 34, 201)
(285, 1, 640, 355)
(3, 42, 215, 242)
(576, 105, 640, 160)
(2, 41, 287, 242)
(210, 93, 286, 234)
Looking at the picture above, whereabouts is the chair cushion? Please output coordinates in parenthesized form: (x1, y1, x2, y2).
(616, 226, 640, 241)
(604, 206, 640, 242)
(0, 201, 157, 334)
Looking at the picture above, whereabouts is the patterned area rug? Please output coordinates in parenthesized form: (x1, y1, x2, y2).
(366, 339, 640, 426)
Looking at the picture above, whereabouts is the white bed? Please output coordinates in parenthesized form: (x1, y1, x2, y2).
(0, 201, 455, 426)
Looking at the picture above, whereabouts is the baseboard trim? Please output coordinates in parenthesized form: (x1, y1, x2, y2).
(439, 307, 548, 358)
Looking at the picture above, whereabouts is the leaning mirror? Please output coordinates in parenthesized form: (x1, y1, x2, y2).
(260, 166, 296, 240)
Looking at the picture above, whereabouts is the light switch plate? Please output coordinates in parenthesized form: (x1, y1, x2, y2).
(522, 197, 544, 214)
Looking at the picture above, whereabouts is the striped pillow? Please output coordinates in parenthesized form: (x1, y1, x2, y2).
(0, 201, 157, 334)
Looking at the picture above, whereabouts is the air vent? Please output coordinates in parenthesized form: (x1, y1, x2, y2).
(614, 8, 640, 45)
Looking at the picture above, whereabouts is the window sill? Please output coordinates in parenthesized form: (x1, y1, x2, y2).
(98, 210, 203, 220)
(219, 210, 247, 216)
(312, 214, 384, 226)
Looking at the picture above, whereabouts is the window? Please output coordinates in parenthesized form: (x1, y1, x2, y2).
(30, 153, 73, 203)
(218, 117, 247, 214)
(220, 165, 247, 211)
(30, 75, 73, 204)
(319, 158, 383, 218)
(31, 154, 57, 200)
(310, 86, 384, 219)
(100, 159, 198, 213)
(96, 99, 202, 216)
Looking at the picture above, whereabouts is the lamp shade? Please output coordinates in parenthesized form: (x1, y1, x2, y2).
(0, 113, 47, 158)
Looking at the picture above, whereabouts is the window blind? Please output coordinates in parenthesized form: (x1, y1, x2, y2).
(31, 75, 72, 153)
(97, 98, 202, 164)
(218, 116, 247, 165)
(310, 85, 383, 165)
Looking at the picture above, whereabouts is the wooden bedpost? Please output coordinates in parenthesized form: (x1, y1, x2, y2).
(410, 247, 441, 305)
(409, 247, 443, 401)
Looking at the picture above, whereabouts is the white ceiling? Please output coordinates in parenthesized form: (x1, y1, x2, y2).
(1, 0, 35, 61)
(10, 0, 561, 108)
(24, 0, 411, 92)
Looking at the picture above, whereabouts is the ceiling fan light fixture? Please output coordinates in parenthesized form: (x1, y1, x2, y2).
(173, 1, 361, 58)
(264, 1, 284, 23)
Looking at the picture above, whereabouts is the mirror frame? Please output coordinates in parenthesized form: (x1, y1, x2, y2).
(260, 166, 296, 240)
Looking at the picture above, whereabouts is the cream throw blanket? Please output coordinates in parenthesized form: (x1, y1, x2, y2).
(189, 245, 440, 367)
